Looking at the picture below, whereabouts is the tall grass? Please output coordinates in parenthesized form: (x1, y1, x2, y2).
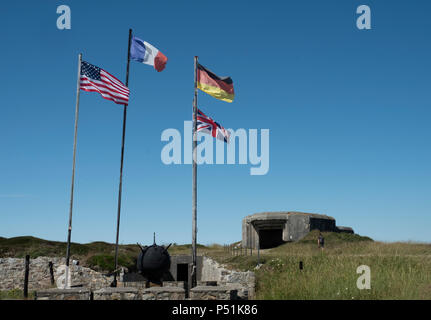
(255, 253, 431, 299)
(2, 234, 430, 299)
(205, 232, 431, 299)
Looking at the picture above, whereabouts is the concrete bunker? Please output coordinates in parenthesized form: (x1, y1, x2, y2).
(242, 211, 354, 249)
(259, 229, 284, 249)
(168, 255, 203, 290)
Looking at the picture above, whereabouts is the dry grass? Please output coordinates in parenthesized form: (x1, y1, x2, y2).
(204, 232, 431, 300)
(2, 234, 430, 299)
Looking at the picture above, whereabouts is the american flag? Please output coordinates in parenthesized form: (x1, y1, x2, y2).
(197, 108, 230, 143)
(80, 61, 129, 105)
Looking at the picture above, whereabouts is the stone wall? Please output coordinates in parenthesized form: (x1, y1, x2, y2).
(93, 287, 139, 300)
(141, 287, 186, 300)
(2, 256, 254, 300)
(190, 286, 237, 300)
(163, 281, 185, 288)
(201, 256, 255, 299)
(0, 257, 112, 291)
(35, 288, 91, 300)
(55, 264, 113, 289)
(0, 257, 64, 291)
(117, 280, 185, 289)
(34, 287, 186, 300)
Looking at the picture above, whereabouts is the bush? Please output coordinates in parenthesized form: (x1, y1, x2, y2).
(86, 253, 135, 272)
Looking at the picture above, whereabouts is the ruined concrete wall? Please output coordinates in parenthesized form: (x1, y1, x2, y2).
(0, 257, 64, 291)
(169, 255, 203, 282)
(0, 257, 112, 291)
(201, 256, 255, 299)
(55, 264, 113, 289)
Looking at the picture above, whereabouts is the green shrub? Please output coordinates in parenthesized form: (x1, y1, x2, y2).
(86, 253, 135, 272)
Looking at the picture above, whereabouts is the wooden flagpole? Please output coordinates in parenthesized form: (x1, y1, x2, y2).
(65, 53, 82, 289)
(112, 28, 132, 287)
(191, 56, 198, 288)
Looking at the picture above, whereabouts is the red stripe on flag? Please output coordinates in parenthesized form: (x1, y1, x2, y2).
(81, 78, 129, 98)
(80, 87, 129, 104)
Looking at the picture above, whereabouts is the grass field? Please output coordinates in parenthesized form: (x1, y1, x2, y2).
(205, 231, 431, 300)
(1, 232, 430, 299)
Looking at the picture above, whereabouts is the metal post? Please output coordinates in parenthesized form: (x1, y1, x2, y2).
(23, 255, 30, 298)
(65, 53, 82, 289)
(191, 56, 198, 288)
(49, 261, 55, 285)
(113, 28, 132, 287)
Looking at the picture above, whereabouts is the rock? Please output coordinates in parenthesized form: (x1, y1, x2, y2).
(0, 256, 113, 291)
(35, 288, 91, 300)
(0, 257, 65, 291)
(200, 256, 255, 299)
(140, 287, 186, 300)
(93, 287, 139, 300)
(190, 286, 237, 300)
(55, 264, 113, 289)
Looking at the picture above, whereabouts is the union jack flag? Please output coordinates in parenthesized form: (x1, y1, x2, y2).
(196, 109, 230, 143)
(80, 61, 129, 105)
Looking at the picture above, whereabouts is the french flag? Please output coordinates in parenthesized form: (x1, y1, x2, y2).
(130, 36, 168, 72)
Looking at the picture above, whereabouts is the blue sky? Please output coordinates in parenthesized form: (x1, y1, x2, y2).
(1, 0, 430, 245)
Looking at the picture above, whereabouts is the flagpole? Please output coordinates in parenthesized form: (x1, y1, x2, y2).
(65, 53, 82, 289)
(191, 56, 198, 288)
(112, 28, 132, 287)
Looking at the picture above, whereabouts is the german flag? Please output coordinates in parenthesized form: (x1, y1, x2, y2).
(197, 63, 234, 103)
